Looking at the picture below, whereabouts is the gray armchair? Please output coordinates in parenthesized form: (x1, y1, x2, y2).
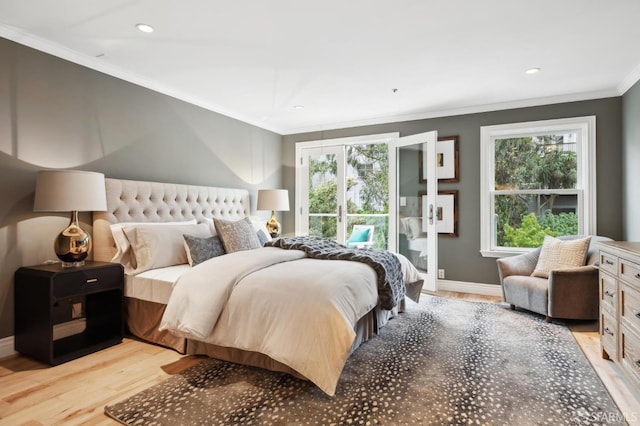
(496, 235, 612, 322)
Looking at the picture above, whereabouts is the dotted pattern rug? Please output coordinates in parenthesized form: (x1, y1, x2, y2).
(105, 296, 625, 425)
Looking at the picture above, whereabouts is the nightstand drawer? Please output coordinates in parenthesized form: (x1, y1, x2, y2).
(52, 265, 122, 298)
(599, 252, 618, 276)
(620, 257, 640, 289)
(600, 272, 618, 316)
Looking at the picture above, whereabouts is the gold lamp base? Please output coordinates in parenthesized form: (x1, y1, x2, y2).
(266, 210, 281, 238)
(54, 211, 91, 268)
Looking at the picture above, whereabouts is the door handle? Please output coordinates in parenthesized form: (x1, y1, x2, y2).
(338, 205, 342, 223)
(428, 204, 434, 225)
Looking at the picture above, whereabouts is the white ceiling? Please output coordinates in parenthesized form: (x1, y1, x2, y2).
(1, 0, 640, 135)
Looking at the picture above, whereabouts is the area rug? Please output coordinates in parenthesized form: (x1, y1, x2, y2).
(105, 296, 625, 425)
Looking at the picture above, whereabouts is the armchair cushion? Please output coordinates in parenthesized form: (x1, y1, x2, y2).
(531, 235, 591, 279)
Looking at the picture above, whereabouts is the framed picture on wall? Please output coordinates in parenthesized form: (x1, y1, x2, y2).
(419, 136, 459, 183)
(418, 190, 458, 237)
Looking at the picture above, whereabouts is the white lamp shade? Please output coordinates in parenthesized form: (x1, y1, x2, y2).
(257, 189, 289, 211)
(34, 170, 107, 212)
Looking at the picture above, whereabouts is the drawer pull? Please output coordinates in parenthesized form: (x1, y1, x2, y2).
(86, 278, 98, 284)
(604, 327, 614, 336)
(636, 312, 640, 320)
(636, 360, 640, 368)
(605, 260, 614, 265)
(604, 290, 615, 298)
(635, 273, 640, 280)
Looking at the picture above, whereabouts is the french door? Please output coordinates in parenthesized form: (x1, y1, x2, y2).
(389, 131, 438, 292)
(296, 131, 438, 292)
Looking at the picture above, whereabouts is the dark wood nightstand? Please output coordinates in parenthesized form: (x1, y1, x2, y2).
(14, 261, 124, 365)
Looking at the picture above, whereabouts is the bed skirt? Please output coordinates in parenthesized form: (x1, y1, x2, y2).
(125, 296, 405, 376)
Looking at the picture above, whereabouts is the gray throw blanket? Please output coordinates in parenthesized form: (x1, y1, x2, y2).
(265, 236, 405, 310)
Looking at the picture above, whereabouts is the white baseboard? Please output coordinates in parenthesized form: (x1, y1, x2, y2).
(437, 279, 503, 297)
(0, 335, 17, 359)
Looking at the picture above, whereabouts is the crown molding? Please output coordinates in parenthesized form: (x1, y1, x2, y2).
(618, 61, 640, 95)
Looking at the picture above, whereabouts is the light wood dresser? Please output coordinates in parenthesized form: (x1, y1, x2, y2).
(598, 241, 640, 393)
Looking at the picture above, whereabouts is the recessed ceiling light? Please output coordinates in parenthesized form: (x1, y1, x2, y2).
(135, 23, 154, 33)
(293, 105, 305, 110)
(525, 67, 541, 75)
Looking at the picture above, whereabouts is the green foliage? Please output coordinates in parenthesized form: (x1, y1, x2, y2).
(494, 135, 579, 247)
(503, 213, 557, 248)
(502, 211, 577, 248)
(537, 210, 578, 235)
(347, 144, 389, 214)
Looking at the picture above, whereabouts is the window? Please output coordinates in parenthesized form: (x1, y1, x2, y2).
(480, 116, 596, 257)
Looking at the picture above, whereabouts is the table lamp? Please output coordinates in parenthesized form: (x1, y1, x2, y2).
(34, 170, 107, 267)
(257, 189, 289, 237)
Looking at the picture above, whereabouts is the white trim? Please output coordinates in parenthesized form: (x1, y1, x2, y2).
(618, 61, 640, 95)
(282, 91, 617, 135)
(436, 280, 503, 297)
(480, 116, 596, 258)
(0, 335, 17, 360)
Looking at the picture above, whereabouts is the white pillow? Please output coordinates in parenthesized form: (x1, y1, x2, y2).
(110, 219, 197, 265)
(532, 235, 591, 279)
(122, 222, 212, 274)
(401, 217, 423, 240)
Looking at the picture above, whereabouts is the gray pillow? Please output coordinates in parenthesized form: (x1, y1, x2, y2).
(256, 229, 271, 246)
(213, 217, 262, 253)
(183, 234, 226, 266)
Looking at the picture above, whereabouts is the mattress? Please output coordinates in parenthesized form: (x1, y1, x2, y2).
(124, 264, 190, 304)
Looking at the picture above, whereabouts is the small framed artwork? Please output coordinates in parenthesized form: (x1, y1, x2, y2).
(419, 135, 459, 183)
(418, 190, 458, 237)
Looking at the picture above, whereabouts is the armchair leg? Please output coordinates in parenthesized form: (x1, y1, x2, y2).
(545, 316, 552, 323)
(509, 304, 515, 310)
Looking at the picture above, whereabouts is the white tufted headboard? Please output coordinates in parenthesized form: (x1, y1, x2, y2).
(92, 178, 250, 262)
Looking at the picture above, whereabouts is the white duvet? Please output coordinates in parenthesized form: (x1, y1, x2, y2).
(159, 247, 380, 395)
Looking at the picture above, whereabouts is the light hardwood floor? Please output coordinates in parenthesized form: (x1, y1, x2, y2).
(1, 292, 639, 425)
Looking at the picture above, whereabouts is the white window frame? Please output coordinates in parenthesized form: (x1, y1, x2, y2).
(480, 116, 596, 258)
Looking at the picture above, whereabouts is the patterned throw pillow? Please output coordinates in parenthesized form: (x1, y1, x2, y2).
(531, 235, 591, 278)
(213, 217, 262, 253)
(183, 234, 226, 266)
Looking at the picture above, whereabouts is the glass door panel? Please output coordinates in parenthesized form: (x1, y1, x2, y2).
(299, 146, 345, 242)
(390, 131, 438, 292)
(345, 144, 389, 250)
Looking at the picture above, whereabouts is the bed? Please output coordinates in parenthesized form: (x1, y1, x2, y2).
(93, 178, 422, 395)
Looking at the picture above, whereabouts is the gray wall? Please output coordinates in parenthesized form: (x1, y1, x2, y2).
(0, 38, 283, 338)
(622, 79, 640, 240)
(283, 98, 623, 286)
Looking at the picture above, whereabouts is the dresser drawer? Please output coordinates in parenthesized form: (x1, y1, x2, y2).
(621, 326, 640, 388)
(599, 272, 618, 316)
(599, 251, 618, 276)
(601, 310, 617, 360)
(621, 282, 640, 338)
(620, 257, 640, 289)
